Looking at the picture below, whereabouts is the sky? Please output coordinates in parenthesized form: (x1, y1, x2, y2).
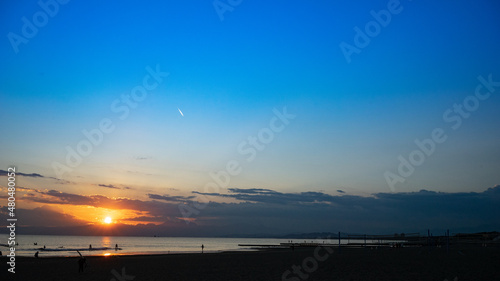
(0, 0, 499, 236)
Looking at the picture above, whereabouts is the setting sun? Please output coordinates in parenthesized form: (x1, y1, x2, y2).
(104, 217, 112, 224)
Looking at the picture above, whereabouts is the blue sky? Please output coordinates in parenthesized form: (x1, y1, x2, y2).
(0, 0, 499, 235)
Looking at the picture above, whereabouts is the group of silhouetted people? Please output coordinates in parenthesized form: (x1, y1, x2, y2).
(26, 241, 126, 273)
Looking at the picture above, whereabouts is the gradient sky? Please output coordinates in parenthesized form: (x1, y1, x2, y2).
(1, 0, 499, 236)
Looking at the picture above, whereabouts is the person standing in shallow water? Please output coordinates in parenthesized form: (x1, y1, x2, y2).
(201, 244, 204, 253)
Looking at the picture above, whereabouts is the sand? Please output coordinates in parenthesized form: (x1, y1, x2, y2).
(1, 246, 499, 281)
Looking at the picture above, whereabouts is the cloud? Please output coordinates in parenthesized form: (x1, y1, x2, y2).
(10, 188, 181, 219)
(228, 188, 281, 194)
(194, 188, 341, 205)
(2, 185, 499, 237)
(97, 184, 121, 189)
(186, 185, 500, 234)
(337, 190, 345, 193)
(93, 183, 133, 190)
(0, 169, 54, 180)
(38, 190, 95, 205)
(135, 156, 152, 160)
(124, 170, 153, 176)
(0, 169, 41, 178)
(148, 193, 196, 203)
(0, 205, 88, 227)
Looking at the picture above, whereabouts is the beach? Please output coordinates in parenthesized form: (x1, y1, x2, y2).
(1, 245, 499, 281)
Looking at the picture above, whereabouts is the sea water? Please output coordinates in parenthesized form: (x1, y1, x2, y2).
(0, 235, 348, 257)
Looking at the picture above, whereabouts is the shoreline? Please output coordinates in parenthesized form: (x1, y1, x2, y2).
(6, 249, 255, 258)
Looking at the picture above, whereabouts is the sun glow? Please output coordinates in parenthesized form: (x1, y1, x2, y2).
(104, 217, 112, 224)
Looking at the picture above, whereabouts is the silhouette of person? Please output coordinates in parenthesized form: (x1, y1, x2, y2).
(34, 251, 39, 258)
(0, 250, 2, 256)
(201, 244, 204, 253)
(78, 256, 86, 272)
(89, 244, 92, 250)
(43, 245, 46, 249)
(115, 244, 118, 250)
(77, 250, 87, 273)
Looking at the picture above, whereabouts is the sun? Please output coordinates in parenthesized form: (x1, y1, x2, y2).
(104, 217, 112, 224)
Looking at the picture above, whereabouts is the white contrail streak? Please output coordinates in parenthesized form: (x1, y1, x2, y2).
(178, 108, 184, 116)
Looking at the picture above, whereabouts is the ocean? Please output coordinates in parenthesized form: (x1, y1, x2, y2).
(0, 235, 359, 258)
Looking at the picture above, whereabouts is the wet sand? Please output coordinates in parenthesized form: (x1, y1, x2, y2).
(1, 246, 499, 280)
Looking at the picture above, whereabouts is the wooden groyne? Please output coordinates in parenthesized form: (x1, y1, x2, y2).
(238, 231, 500, 249)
